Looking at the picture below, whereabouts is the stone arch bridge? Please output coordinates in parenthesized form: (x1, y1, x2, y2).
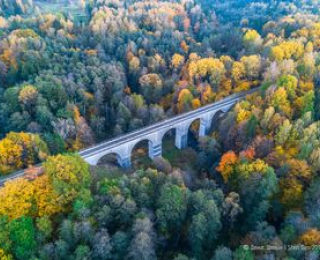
(79, 88, 258, 168)
(0, 88, 259, 186)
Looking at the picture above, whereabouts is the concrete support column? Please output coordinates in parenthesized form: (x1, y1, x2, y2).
(199, 118, 211, 137)
(148, 141, 162, 159)
(175, 126, 189, 149)
(199, 111, 217, 137)
(118, 156, 131, 169)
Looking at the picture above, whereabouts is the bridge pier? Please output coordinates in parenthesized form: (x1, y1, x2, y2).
(175, 127, 188, 149)
(199, 111, 219, 137)
(149, 141, 162, 159)
(118, 156, 131, 169)
(199, 118, 211, 137)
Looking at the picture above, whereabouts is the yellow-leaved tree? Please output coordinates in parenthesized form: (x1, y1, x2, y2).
(188, 58, 225, 88)
(44, 154, 91, 204)
(300, 229, 320, 246)
(0, 132, 49, 175)
(0, 178, 35, 220)
(33, 175, 64, 217)
(0, 248, 12, 260)
(0, 175, 63, 220)
(177, 88, 194, 113)
(172, 54, 185, 69)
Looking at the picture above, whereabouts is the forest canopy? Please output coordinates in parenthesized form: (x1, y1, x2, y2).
(2, 0, 320, 259)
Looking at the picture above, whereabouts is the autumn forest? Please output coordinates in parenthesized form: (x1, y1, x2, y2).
(1, 0, 320, 259)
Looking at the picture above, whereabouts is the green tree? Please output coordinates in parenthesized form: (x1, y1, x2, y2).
(139, 73, 163, 104)
(301, 91, 314, 116)
(127, 217, 156, 260)
(36, 216, 53, 244)
(91, 229, 113, 260)
(9, 217, 36, 260)
(275, 119, 293, 146)
(188, 191, 222, 259)
(234, 246, 254, 260)
(156, 184, 188, 237)
(212, 247, 233, 260)
(18, 85, 39, 114)
(314, 87, 320, 121)
(42, 133, 66, 155)
(74, 245, 91, 260)
(111, 231, 130, 260)
(277, 75, 298, 100)
(0, 216, 11, 254)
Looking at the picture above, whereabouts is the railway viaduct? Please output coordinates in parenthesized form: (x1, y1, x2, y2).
(0, 88, 258, 185)
(79, 88, 258, 168)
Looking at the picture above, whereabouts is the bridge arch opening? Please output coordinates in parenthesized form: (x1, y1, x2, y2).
(96, 152, 123, 168)
(187, 118, 201, 148)
(209, 110, 226, 133)
(161, 127, 182, 165)
(130, 139, 153, 169)
(161, 125, 198, 169)
(161, 127, 177, 152)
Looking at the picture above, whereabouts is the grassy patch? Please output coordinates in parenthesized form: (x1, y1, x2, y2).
(132, 148, 153, 170)
(90, 165, 125, 184)
(162, 139, 198, 169)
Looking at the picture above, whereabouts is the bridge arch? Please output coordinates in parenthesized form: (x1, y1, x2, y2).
(128, 138, 158, 161)
(95, 152, 124, 168)
(159, 126, 177, 142)
(84, 149, 130, 168)
(158, 127, 177, 155)
(207, 109, 229, 133)
(186, 118, 201, 146)
(186, 117, 201, 131)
